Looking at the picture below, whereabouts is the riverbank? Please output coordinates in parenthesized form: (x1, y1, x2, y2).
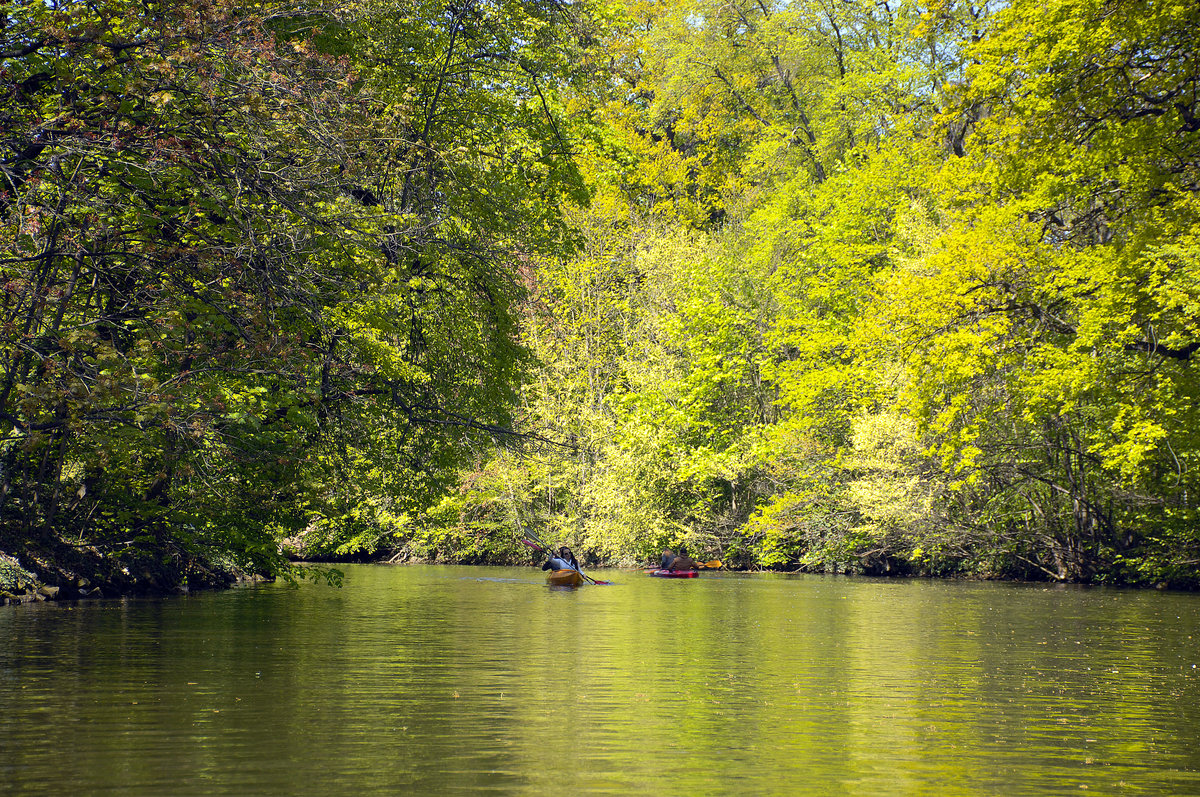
(0, 541, 253, 607)
(0, 553, 58, 605)
(4, 543, 1194, 608)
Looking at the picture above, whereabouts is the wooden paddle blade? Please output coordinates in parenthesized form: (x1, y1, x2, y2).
(698, 559, 723, 569)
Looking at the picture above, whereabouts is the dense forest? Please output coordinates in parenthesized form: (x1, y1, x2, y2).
(2, 0, 1198, 597)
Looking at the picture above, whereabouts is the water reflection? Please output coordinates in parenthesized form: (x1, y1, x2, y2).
(2, 567, 1198, 795)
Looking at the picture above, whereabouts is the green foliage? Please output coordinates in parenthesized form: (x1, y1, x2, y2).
(4, 0, 1197, 590)
(0, 0, 591, 588)
(0, 553, 38, 593)
(446, 0, 1200, 587)
(869, 0, 1200, 584)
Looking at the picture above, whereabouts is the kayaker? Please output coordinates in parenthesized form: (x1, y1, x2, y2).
(660, 549, 677, 570)
(557, 546, 579, 569)
(668, 551, 699, 571)
(541, 554, 570, 571)
(541, 546, 579, 572)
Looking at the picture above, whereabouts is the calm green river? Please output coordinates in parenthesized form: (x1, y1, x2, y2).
(2, 565, 1199, 795)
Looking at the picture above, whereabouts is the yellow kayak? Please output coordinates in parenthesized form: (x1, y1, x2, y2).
(547, 569, 585, 587)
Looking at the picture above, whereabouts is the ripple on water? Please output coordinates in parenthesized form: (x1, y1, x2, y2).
(1, 566, 1199, 795)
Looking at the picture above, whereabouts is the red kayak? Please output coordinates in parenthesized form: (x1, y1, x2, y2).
(647, 569, 699, 578)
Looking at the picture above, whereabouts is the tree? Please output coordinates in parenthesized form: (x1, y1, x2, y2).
(885, 0, 1200, 583)
(0, 0, 591, 589)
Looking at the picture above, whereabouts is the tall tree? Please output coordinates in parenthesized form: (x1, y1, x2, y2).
(0, 0, 590, 588)
(885, 0, 1200, 583)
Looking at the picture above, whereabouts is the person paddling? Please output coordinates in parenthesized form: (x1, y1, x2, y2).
(661, 548, 698, 571)
(541, 546, 579, 573)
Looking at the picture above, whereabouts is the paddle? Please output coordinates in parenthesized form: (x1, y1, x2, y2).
(520, 532, 612, 585)
(527, 538, 603, 585)
(509, 505, 597, 583)
(526, 536, 601, 585)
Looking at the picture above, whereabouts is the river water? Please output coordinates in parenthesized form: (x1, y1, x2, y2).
(2, 565, 1198, 795)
